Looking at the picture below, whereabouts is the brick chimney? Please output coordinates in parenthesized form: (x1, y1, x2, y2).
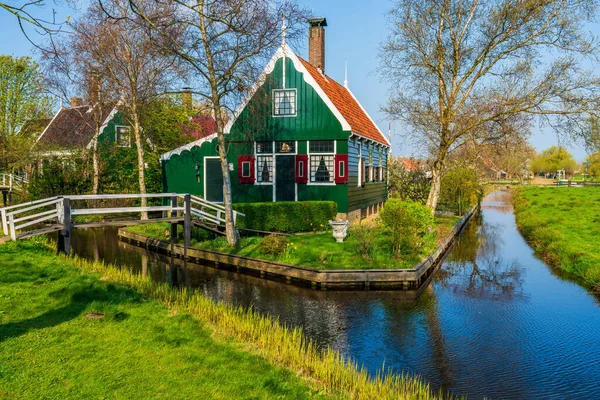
(88, 69, 101, 106)
(308, 17, 327, 74)
(70, 97, 83, 108)
(182, 87, 192, 113)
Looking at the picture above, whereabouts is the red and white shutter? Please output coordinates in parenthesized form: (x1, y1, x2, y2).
(295, 154, 308, 184)
(334, 154, 348, 184)
(238, 155, 255, 184)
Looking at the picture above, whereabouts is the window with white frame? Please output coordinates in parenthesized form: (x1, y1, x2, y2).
(309, 140, 334, 183)
(273, 89, 296, 116)
(115, 126, 131, 147)
(256, 155, 273, 183)
(256, 141, 273, 183)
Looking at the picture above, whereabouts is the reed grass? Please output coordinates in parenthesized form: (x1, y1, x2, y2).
(29, 238, 446, 399)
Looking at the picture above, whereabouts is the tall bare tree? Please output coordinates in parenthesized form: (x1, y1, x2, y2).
(381, 0, 600, 210)
(48, 1, 178, 216)
(109, 0, 308, 245)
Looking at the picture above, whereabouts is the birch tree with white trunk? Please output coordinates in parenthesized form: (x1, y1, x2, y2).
(109, 0, 309, 246)
(381, 0, 600, 211)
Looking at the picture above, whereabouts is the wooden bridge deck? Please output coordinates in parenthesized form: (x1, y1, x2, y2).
(1, 193, 244, 255)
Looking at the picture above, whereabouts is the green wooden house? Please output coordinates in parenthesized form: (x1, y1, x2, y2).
(161, 18, 390, 220)
(35, 98, 131, 156)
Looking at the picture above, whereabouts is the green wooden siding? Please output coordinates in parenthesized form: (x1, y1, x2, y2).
(347, 137, 388, 212)
(98, 111, 129, 145)
(162, 53, 387, 215)
(228, 58, 347, 142)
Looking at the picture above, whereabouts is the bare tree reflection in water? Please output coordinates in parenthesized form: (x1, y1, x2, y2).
(437, 213, 525, 300)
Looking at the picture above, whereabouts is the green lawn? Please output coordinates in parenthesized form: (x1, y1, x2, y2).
(128, 215, 461, 270)
(0, 239, 322, 399)
(513, 186, 600, 290)
(0, 239, 442, 400)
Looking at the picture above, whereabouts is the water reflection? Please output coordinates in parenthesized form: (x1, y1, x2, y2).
(439, 215, 526, 300)
(68, 190, 600, 399)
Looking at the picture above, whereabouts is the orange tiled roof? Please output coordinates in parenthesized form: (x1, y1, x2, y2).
(297, 57, 389, 146)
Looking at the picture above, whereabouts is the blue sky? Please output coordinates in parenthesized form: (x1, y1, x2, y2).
(0, 0, 594, 160)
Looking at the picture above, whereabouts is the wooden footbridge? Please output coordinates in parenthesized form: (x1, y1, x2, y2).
(0, 193, 244, 255)
(1, 173, 28, 206)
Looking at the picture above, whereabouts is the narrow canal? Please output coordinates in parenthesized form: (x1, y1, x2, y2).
(69, 190, 600, 399)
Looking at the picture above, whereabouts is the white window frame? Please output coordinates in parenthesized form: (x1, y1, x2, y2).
(115, 125, 131, 147)
(357, 141, 363, 187)
(339, 160, 345, 178)
(241, 161, 251, 178)
(307, 140, 336, 186)
(255, 141, 274, 186)
(272, 88, 297, 117)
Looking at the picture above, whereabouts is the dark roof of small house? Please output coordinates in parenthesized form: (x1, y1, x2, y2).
(36, 103, 117, 149)
(297, 56, 390, 146)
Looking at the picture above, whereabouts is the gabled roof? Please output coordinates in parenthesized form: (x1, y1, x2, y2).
(36, 102, 118, 149)
(224, 44, 390, 147)
(296, 56, 390, 146)
(18, 118, 52, 137)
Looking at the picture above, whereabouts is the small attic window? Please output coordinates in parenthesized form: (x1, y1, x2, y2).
(273, 89, 296, 116)
(115, 126, 131, 147)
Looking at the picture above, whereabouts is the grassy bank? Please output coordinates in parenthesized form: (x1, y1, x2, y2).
(127, 215, 460, 270)
(513, 186, 600, 290)
(0, 239, 443, 399)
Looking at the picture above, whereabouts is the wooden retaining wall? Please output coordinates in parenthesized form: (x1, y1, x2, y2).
(118, 205, 477, 291)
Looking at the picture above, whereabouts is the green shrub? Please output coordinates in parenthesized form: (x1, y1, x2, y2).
(349, 224, 378, 261)
(234, 201, 337, 233)
(259, 235, 290, 256)
(438, 163, 483, 214)
(379, 199, 434, 257)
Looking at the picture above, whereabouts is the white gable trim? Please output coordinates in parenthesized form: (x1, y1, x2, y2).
(224, 44, 352, 134)
(34, 106, 64, 146)
(86, 105, 120, 150)
(160, 133, 218, 161)
(345, 88, 391, 147)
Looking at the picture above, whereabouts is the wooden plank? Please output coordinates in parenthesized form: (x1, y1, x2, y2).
(75, 217, 183, 229)
(72, 206, 184, 215)
(17, 225, 63, 240)
(192, 221, 225, 236)
(67, 193, 177, 200)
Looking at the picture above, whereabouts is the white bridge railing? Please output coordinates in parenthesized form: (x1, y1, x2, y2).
(0, 193, 244, 242)
(1, 173, 29, 191)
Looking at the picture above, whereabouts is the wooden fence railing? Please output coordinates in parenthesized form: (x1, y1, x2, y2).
(0, 193, 244, 253)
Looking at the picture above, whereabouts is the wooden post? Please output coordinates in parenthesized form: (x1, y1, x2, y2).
(170, 195, 178, 251)
(57, 198, 71, 256)
(184, 194, 191, 248)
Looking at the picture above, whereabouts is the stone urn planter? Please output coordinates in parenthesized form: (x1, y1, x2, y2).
(328, 220, 349, 243)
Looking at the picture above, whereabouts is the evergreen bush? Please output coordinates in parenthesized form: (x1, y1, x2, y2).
(234, 201, 337, 233)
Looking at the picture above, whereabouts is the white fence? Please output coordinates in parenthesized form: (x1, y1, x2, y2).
(0, 193, 244, 241)
(0, 173, 29, 191)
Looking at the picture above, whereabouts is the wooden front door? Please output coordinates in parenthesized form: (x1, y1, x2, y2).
(276, 155, 295, 201)
(205, 158, 224, 202)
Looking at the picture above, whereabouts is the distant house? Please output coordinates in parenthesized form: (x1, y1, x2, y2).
(161, 18, 391, 220)
(35, 98, 130, 157)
